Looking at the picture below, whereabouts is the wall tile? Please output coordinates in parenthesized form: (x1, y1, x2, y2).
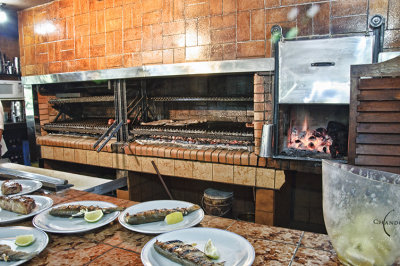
(141, 156, 157, 173)
(251, 9, 265, 40)
(234, 166, 256, 186)
(193, 161, 213, 180)
(175, 160, 193, 178)
(156, 158, 175, 176)
(331, 0, 368, 17)
(237, 12, 250, 41)
(237, 41, 265, 58)
(256, 168, 275, 188)
(331, 15, 368, 34)
(124, 155, 141, 171)
(213, 163, 233, 183)
(388, 0, 400, 29)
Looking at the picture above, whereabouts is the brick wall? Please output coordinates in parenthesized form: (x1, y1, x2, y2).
(18, 0, 400, 76)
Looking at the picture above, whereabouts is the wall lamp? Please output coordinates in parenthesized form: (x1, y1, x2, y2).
(0, 3, 7, 23)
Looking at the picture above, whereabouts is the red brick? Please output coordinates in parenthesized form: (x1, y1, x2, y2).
(210, 0, 222, 15)
(196, 150, 205, 161)
(185, 2, 210, 18)
(198, 17, 211, 45)
(226, 151, 235, 164)
(223, 43, 236, 60)
(174, 0, 185, 20)
(163, 21, 185, 35)
(142, 50, 163, 64)
(223, 0, 236, 14)
(238, 12, 250, 41)
(211, 150, 221, 162)
(251, 9, 265, 40)
(171, 148, 179, 159)
(184, 149, 191, 160)
(186, 20, 198, 46)
(238, 0, 264, 10)
(237, 41, 265, 58)
(211, 28, 236, 43)
(204, 149, 214, 162)
(143, 10, 162, 26)
(190, 150, 198, 160)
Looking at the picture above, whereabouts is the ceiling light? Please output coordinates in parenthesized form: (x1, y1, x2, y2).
(0, 4, 7, 23)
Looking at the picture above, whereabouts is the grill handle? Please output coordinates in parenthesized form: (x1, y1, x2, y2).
(96, 121, 124, 152)
(311, 62, 335, 67)
(93, 120, 118, 149)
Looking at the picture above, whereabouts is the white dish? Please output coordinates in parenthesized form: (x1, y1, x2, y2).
(141, 227, 255, 266)
(0, 226, 49, 266)
(0, 195, 53, 224)
(118, 200, 204, 234)
(0, 179, 42, 197)
(33, 200, 121, 234)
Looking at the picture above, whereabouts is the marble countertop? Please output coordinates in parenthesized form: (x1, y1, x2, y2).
(2, 189, 340, 265)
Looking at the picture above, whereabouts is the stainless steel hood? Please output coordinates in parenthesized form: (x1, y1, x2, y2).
(22, 58, 274, 85)
(279, 36, 374, 104)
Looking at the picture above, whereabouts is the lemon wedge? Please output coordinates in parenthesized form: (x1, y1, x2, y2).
(84, 209, 103, 223)
(164, 212, 183, 225)
(204, 239, 220, 259)
(15, 234, 35, 247)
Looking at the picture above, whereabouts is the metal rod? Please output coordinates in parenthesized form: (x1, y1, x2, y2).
(96, 121, 124, 152)
(271, 25, 282, 156)
(52, 111, 63, 123)
(127, 96, 144, 117)
(151, 160, 173, 200)
(93, 120, 117, 149)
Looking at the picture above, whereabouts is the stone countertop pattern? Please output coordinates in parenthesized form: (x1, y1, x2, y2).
(1, 189, 340, 265)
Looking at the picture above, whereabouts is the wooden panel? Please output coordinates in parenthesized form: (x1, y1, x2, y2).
(358, 89, 400, 101)
(357, 112, 400, 123)
(356, 134, 400, 145)
(357, 123, 400, 133)
(358, 101, 400, 112)
(356, 144, 400, 155)
(359, 77, 400, 89)
(355, 155, 400, 166)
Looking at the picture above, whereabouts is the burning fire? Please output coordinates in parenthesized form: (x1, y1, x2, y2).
(287, 116, 332, 153)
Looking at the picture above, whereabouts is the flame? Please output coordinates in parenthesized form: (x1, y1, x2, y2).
(287, 116, 332, 154)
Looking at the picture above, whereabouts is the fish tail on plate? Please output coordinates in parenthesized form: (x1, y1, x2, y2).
(125, 204, 201, 225)
(154, 240, 225, 266)
(0, 244, 34, 262)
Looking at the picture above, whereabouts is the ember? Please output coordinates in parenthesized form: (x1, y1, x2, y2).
(286, 116, 348, 159)
(287, 116, 332, 154)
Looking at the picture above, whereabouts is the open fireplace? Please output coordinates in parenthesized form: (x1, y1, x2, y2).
(278, 104, 348, 160)
(273, 35, 374, 161)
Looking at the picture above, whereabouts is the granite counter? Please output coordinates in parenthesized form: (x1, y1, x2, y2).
(1, 189, 340, 265)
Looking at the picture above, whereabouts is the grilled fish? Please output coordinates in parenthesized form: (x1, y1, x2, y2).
(154, 240, 225, 266)
(49, 205, 125, 218)
(125, 204, 201, 225)
(0, 196, 36, 215)
(0, 244, 33, 262)
(1, 180, 22, 195)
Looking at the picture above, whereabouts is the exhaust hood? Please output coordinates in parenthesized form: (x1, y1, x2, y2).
(278, 36, 374, 104)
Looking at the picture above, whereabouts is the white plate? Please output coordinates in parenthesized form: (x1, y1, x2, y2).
(141, 227, 255, 266)
(0, 180, 42, 197)
(33, 200, 121, 234)
(0, 195, 53, 224)
(0, 226, 49, 266)
(118, 200, 204, 234)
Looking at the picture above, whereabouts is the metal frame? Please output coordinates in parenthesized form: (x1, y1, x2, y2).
(22, 58, 274, 85)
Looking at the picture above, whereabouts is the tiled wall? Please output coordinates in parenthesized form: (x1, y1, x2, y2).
(18, 0, 400, 76)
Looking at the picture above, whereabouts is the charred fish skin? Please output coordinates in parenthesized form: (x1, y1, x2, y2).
(49, 205, 124, 218)
(0, 244, 33, 262)
(125, 204, 201, 225)
(154, 240, 225, 266)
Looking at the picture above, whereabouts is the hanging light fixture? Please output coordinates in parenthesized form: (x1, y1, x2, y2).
(0, 3, 7, 23)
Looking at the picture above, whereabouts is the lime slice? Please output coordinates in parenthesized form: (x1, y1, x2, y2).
(15, 234, 35, 247)
(164, 212, 183, 225)
(204, 239, 220, 259)
(84, 209, 103, 223)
